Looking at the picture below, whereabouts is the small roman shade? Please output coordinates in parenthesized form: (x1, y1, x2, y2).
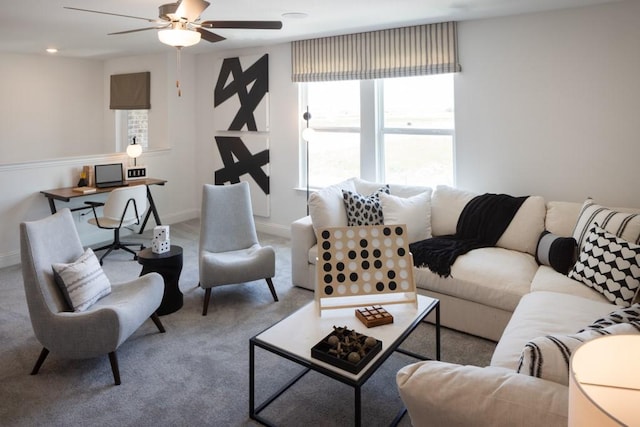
(291, 22, 461, 82)
(109, 72, 151, 110)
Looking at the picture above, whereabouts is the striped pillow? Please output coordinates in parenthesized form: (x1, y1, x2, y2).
(52, 248, 112, 312)
(516, 321, 640, 385)
(572, 199, 640, 251)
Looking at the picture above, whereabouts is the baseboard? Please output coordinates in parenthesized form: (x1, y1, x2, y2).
(0, 251, 20, 269)
(255, 221, 291, 239)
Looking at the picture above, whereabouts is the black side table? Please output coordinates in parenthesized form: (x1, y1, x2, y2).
(137, 245, 184, 315)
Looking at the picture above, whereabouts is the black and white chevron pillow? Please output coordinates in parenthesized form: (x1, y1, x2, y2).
(568, 223, 640, 307)
(517, 321, 640, 385)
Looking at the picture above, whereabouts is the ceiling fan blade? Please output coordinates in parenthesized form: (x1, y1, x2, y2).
(174, 0, 210, 22)
(108, 25, 171, 36)
(197, 28, 226, 43)
(200, 20, 283, 30)
(63, 6, 162, 23)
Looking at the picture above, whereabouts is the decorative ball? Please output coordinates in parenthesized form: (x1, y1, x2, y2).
(364, 336, 377, 348)
(347, 352, 361, 363)
(327, 335, 340, 347)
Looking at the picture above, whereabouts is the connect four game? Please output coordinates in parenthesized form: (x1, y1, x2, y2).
(315, 225, 417, 312)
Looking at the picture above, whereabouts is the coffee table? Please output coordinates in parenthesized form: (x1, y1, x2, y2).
(249, 294, 440, 426)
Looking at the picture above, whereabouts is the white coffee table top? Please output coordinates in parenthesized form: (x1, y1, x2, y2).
(253, 294, 438, 381)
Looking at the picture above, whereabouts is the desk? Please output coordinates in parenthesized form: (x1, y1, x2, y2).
(40, 178, 166, 234)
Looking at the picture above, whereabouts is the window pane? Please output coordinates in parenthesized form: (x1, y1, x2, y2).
(307, 81, 360, 128)
(383, 74, 454, 129)
(127, 110, 148, 148)
(384, 134, 453, 187)
(308, 132, 360, 188)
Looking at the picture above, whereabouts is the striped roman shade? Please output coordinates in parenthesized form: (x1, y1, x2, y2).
(291, 22, 461, 82)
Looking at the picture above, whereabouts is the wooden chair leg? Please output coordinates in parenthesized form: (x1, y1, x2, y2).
(266, 278, 279, 302)
(108, 352, 121, 386)
(202, 287, 211, 316)
(150, 313, 166, 333)
(31, 347, 50, 375)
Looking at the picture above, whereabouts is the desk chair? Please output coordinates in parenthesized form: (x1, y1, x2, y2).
(20, 208, 165, 385)
(86, 185, 147, 264)
(198, 182, 278, 316)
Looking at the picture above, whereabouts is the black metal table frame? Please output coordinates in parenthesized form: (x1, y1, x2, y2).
(249, 300, 440, 427)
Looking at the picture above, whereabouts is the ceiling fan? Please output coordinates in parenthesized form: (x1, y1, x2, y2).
(65, 0, 283, 96)
(64, 0, 283, 48)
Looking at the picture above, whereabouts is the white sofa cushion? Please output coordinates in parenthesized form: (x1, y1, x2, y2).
(397, 362, 569, 427)
(413, 247, 537, 312)
(380, 190, 432, 244)
(545, 201, 583, 237)
(491, 291, 615, 370)
(496, 196, 546, 255)
(430, 185, 477, 236)
(530, 265, 610, 302)
(308, 178, 356, 234)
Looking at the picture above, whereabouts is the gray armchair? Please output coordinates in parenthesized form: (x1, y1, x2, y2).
(199, 182, 278, 315)
(20, 208, 165, 385)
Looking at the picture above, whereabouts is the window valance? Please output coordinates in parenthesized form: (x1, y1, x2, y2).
(109, 72, 151, 110)
(291, 22, 461, 82)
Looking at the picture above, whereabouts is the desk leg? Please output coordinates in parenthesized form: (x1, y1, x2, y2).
(46, 198, 57, 215)
(139, 185, 162, 234)
(355, 385, 361, 427)
(250, 341, 256, 420)
(436, 302, 441, 361)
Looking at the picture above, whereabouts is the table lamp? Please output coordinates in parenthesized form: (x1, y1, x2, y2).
(568, 334, 640, 426)
(125, 137, 147, 180)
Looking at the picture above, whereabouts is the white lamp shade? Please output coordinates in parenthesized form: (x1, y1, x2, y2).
(569, 335, 640, 426)
(126, 143, 143, 159)
(302, 127, 316, 142)
(158, 29, 201, 47)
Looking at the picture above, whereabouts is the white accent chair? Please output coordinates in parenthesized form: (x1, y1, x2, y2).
(20, 208, 166, 385)
(86, 185, 147, 264)
(198, 182, 278, 316)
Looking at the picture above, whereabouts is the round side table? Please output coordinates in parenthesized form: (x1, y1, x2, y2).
(137, 245, 184, 316)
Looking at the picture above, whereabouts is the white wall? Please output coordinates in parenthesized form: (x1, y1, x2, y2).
(1, 0, 639, 268)
(455, 0, 640, 207)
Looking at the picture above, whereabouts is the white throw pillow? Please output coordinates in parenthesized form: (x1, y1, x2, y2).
(52, 248, 112, 312)
(430, 185, 477, 236)
(380, 191, 433, 244)
(517, 321, 640, 385)
(496, 196, 546, 255)
(308, 179, 357, 235)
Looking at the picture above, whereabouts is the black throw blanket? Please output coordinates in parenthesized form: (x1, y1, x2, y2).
(410, 193, 528, 277)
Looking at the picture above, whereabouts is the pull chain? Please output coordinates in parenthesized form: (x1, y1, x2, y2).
(176, 47, 182, 97)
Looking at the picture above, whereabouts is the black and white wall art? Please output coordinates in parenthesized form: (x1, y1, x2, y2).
(213, 53, 271, 217)
(213, 135, 270, 217)
(214, 54, 269, 132)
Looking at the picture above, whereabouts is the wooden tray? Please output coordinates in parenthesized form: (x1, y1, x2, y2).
(311, 327, 382, 374)
(355, 305, 394, 327)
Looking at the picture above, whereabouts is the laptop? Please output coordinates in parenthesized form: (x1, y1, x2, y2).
(94, 163, 129, 188)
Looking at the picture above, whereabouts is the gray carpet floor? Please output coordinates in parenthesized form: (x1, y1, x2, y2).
(0, 219, 496, 426)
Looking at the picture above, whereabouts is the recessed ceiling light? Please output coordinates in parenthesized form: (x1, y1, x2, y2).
(46, 48, 58, 54)
(282, 12, 308, 19)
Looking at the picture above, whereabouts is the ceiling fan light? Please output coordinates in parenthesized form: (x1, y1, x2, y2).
(158, 29, 201, 47)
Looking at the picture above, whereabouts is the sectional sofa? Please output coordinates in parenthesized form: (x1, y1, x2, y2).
(290, 177, 640, 425)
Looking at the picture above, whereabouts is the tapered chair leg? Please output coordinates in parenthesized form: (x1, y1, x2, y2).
(150, 313, 166, 333)
(202, 287, 211, 316)
(108, 352, 121, 386)
(30, 347, 50, 375)
(266, 278, 278, 302)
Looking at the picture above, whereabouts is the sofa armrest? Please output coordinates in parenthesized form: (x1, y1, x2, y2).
(291, 216, 316, 289)
(396, 361, 568, 427)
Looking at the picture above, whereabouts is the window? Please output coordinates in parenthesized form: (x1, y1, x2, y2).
(302, 74, 454, 189)
(116, 110, 148, 152)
